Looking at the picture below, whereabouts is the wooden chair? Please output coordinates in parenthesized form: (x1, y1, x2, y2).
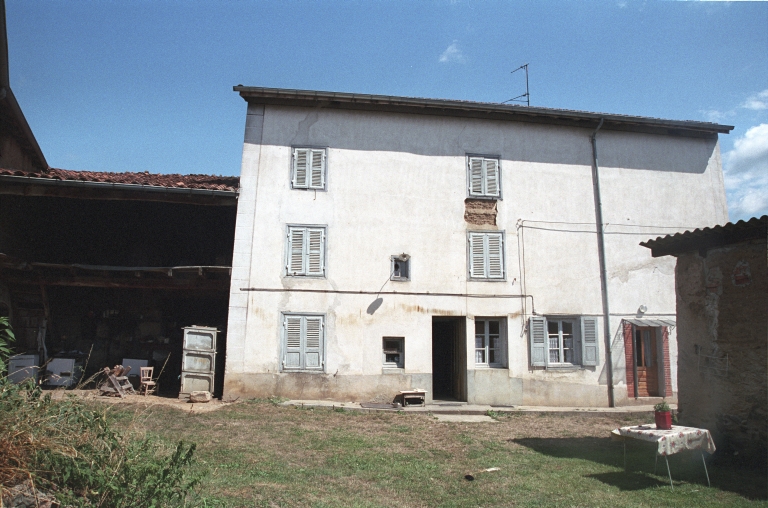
(139, 367, 156, 396)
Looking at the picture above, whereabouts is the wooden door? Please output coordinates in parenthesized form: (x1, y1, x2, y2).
(635, 327, 658, 397)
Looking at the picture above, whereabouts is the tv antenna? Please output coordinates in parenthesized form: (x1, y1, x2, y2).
(503, 64, 529, 106)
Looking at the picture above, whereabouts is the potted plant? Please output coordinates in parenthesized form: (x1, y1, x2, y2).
(654, 400, 673, 430)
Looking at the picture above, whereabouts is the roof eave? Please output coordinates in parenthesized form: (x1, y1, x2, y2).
(233, 86, 733, 138)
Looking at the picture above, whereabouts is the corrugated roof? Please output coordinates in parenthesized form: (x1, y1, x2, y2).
(641, 216, 768, 258)
(0, 167, 239, 192)
(234, 86, 733, 138)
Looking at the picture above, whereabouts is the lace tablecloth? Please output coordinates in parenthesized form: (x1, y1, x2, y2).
(612, 425, 716, 456)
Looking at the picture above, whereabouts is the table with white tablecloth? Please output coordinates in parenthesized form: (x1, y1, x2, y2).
(611, 424, 716, 488)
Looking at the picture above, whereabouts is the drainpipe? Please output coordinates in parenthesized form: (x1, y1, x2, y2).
(590, 119, 615, 408)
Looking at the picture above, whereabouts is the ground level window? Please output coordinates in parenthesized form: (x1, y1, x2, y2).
(474, 318, 505, 367)
(382, 337, 404, 368)
(548, 319, 575, 364)
(529, 316, 599, 368)
(282, 314, 325, 372)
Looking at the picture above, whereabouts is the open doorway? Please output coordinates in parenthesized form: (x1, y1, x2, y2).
(432, 317, 466, 401)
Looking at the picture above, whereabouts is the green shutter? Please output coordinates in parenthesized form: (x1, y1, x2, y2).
(303, 316, 323, 370)
(468, 157, 484, 196)
(486, 233, 504, 279)
(580, 316, 599, 366)
(468, 232, 485, 278)
(309, 150, 324, 189)
(529, 316, 547, 367)
(485, 158, 499, 197)
(283, 316, 302, 370)
(288, 228, 305, 275)
(306, 228, 324, 276)
(293, 148, 309, 188)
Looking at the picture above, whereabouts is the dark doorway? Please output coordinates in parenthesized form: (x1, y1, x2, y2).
(432, 317, 466, 401)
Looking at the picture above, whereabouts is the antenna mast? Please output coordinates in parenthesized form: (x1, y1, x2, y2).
(503, 64, 529, 106)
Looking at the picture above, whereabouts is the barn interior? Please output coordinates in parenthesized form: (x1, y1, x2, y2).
(0, 174, 238, 397)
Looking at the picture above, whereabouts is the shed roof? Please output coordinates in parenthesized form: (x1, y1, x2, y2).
(234, 86, 733, 139)
(640, 216, 768, 258)
(0, 167, 239, 192)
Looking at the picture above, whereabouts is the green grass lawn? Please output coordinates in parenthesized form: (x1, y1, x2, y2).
(111, 400, 767, 507)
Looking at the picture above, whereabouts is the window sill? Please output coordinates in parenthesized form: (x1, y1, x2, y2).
(467, 195, 501, 201)
(545, 365, 583, 372)
(382, 367, 405, 374)
(474, 364, 507, 369)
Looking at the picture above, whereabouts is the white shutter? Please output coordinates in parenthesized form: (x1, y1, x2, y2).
(303, 316, 323, 370)
(485, 158, 499, 197)
(468, 233, 486, 278)
(529, 316, 548, 367)
(468, 157, 484, 196)
(580, 316, 599, 366)
(310, 150, 324, 189)
(306, 228, 324, 276)
(293, 148, 309, 188)
(283, 316, 302, 369)
(486, 233, 504, 279)
(288, 228, 306, 275)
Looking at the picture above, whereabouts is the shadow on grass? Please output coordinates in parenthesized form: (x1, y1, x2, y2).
(513, 437, 767, 500)
(586, 471, 669, 491)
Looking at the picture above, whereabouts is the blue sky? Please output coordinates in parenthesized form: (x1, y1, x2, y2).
(6, 0, 768, 221)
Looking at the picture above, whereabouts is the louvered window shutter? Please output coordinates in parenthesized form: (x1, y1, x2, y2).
(306, 229, 324, 276)
(309, 150, 325, 189)
(469, 233, 486, 278)
(283, 316, 303, 370)
(303, 316, 323, 370)
(486, 233, 504, 278)
(485, 158, 499, 197)
(529, 316, 548, 367)
(580, 316, 599, 366)
(468, 157, 484, 196)
(288, 228, 306, 275)
(293, 149, 309, 188)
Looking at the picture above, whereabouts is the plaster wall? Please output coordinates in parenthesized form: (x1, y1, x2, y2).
(224, 105, 727, 406)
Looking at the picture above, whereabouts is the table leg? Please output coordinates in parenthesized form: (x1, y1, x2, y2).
(701, 452, 711, 488)
(665, 455, 673, 489)
(623, 441, 626, 471)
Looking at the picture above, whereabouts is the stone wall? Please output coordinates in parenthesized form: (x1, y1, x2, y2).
(675, 238, 767, 461)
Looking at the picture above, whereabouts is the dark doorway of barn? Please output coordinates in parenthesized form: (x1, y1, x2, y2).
(432, 317, 466, 402)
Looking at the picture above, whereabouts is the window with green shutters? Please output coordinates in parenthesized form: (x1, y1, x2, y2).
(528, 316, 599, 368)
(292, 148, 326, 190)
(282, 314, 325, 372)
(285, 225, 326, 277)
(467, 156, 501, 198)
(467, 231, 505, 280)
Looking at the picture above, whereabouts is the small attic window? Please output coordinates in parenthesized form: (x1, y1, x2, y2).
(390, 254, 410, 281)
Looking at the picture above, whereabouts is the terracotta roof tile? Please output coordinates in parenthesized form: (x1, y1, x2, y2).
(0, 167, 239, 192)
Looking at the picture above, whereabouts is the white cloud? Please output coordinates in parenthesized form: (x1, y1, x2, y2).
(723, 123, 768, 220)
(700, 109, 734, 123)
(439, 41, 466, 64)
(741, 89, 768, 111)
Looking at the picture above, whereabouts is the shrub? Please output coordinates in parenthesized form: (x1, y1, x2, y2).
(0, 380, 200, 507)
(0, 317, 14, 376)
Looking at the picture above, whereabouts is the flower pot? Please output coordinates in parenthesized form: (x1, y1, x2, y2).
(655, 410, 672, 430)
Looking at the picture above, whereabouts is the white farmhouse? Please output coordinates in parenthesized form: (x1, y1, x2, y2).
(223, 87, 731, 407)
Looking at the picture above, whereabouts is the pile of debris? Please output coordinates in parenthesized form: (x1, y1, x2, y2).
(98, 365, 136, 397)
